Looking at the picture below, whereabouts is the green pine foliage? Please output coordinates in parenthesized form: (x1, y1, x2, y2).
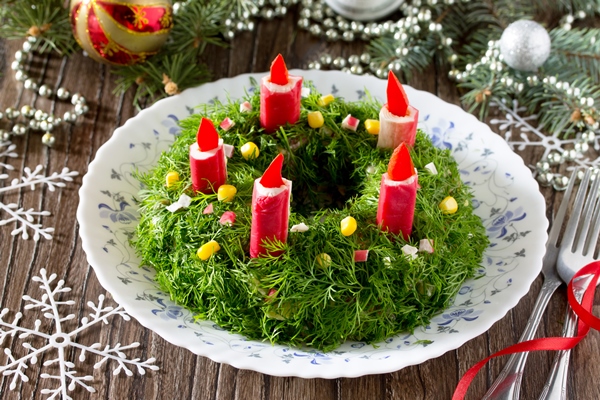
(131, 85, 489, 351)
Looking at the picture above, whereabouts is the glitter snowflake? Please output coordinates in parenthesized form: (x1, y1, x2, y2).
(490, 100, 600, 189)
(0, 139, 79, 240)
(0, 269, 159, 399)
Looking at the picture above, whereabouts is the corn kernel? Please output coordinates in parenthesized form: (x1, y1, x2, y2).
(316, 253, 332, 268)
(439, 196, 458, 214)
(307, 111, 324, 128)
(240, 142, 260, 160)
(165, 171, 180, 187)
(197, 240, 221, 260)
(318, 94, 335, 107)
(217, 184, 237, 202)
(340, 216, 357, 236)
(364, 119, 380, 135)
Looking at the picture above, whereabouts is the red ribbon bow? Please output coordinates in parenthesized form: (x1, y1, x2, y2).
(453, 261, 600, 399)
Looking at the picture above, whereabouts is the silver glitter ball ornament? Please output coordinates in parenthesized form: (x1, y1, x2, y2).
(20, 105, 35, 118)
(537, 172, 554, 187)
(56, 87, 71, 100)
(42, 133, 56, 147)
(0, 129, 10, 140)
(12, 123, 27, 136)
(499, 20, 551, 71)
(38, 84, 53, 98)
(24, 79, 38, 91)
(552, 174, 570, 191)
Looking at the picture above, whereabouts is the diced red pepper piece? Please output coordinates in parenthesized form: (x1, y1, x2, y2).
(219, 211, 236, 226)
(196, 117, 219, 152)
(270, 54, 289, 85)
(354, 250, 369, 262)
(260, 153, 285, 188)
(386, 70, 409, 117)
(387, 143, 415, 181)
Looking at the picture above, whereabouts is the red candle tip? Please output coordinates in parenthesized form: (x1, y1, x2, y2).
(197, 117, 219, 152)
(387, 143, 415, 181)
(270, 54, 289, 85)
(260, 153, 285, 188)
(386, 71, 409, 117)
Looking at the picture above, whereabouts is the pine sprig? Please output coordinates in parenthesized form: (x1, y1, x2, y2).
(0, 0, 76, 55)
(131, 84, 489, 351)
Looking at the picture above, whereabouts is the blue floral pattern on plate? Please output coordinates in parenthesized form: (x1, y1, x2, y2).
(77, 71, 548, 379)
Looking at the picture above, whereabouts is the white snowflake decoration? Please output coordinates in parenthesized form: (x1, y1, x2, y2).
(490, 99, 600, 174)
(0, 269, 159, 399)
(0, 140, 79, 241)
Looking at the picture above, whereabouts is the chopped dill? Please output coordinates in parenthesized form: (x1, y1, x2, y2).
(131, 83, 489, 351)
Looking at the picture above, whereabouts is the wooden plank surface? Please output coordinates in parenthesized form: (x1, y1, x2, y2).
(1, 8, 600, 400)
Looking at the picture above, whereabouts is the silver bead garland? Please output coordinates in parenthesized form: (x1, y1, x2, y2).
(1, 36, 88, 147)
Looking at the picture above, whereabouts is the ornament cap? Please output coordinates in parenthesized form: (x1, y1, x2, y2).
(196, 118, 220, 152)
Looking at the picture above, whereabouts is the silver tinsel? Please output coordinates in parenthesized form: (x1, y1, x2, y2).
(499, 20, 551, 71)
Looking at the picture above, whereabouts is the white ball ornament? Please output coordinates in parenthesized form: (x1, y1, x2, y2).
(500, 20, 551, 71)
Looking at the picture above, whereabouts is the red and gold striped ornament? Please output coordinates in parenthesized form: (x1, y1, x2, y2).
(69, 0, 173, 66)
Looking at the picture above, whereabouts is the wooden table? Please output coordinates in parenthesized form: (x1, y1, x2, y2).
(1, 10, 599, 400)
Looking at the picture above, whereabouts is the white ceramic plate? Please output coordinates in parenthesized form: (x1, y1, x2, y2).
(77, 70, 548, 378)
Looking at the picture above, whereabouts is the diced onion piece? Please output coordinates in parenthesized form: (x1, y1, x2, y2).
(401, 244, 418, 260)
(178, 194, 192, 208)
(219, 117, 235, 131)
(239, 101, 252, 113)
(197, 240, 220, 261)
(301, 87, 311, 98)
(439, 196, 458, 214)
(419, 238, 434, 253)
(241, 142, 260, 160)
(318, 94, 335, 107)
(202, 203, 214, 214)
(316, 253, 332, 268)
(364, 119, 380, 135)
(340, 216, 357, 236)
(219, 211, 236, 226)
(424, 162, 438, 175)
(165, 171, 180, 187)
(354, 250, 369, 262)
(166, 202, 183, 213)
(341, 114, 360, 131)
(290, 222, 309, 232)
(217, 185, 237, 202)
(308, 111, 324, 128)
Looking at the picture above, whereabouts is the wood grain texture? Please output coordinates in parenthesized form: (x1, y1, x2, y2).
(1, 8, 600, 400)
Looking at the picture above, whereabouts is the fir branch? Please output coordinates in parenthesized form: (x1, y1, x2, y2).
(548, 27, 600, 83)
(0, 0, 76, 55)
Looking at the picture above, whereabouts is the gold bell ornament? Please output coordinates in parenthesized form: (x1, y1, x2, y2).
(69, 0, 173, 66)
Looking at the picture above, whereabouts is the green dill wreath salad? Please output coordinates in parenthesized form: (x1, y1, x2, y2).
(132, 81, 489, 351)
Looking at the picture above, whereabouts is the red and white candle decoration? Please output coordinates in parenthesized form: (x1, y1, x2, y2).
(376, 143, 418, 240)
(377, 71, 419, 149)
(250, 153, 292, 258)
(189, 117, 227, 194)
(260, 54, 303, 133)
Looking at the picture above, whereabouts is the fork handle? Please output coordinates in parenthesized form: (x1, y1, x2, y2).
(482, 277, 562, 400)
(538, 277, 591, 400)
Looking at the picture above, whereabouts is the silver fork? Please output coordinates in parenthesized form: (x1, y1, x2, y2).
(483, 168, 580, 400)
(539, 167, 600, 400)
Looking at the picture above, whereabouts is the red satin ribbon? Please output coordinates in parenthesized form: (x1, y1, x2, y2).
(453, 261, 600, 400)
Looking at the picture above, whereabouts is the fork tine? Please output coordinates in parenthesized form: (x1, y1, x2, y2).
(583, 173, 600, 257)
(548, 168, 579, 246)
(562, 168, 591, 253)
(574, 169, 600, 255)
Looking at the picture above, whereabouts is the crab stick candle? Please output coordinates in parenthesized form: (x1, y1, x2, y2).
(260, 54, 303, 133)
(377, 71, 419, 149)
(250, 153, 292, 258)
(377, 143, 418, 240)
(189, 117, 227, 194)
